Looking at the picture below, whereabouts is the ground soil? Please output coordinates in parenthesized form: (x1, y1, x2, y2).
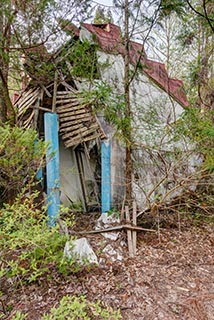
(1, 212, 214, 320)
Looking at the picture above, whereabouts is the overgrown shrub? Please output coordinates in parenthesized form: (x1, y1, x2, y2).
(0, 124, 46, 205)
(175, 108, 214, 172)
(42, 295, 122, 320)
(11, 295, 121, 320)
(0, 191, 77, 284)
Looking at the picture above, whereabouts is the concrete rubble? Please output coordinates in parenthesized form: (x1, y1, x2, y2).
(95, 212, 120, 241)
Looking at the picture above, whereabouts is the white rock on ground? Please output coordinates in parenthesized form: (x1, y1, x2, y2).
(64, 237, 98, 265)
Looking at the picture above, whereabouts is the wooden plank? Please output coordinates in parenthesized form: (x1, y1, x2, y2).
(56, 98, 80, 105)
(23, 110, 35, 128)
(64, 132, 101, 148)
(29, 105, 52, 112)
(52, 71, 58, 112)
(59, 113, 92, 122)
(57, 81, 78, 92)
(18, 89, 40, 112)
(56, 91, 76, 95)
(59, 116, 93, 129)
(60, 123, 84, 133)
(120, 208, 125, 223)
(125, 206, 134, 257)
(15, 87, 36, 107)
(83, 142, 100, 205)
(41, 84, 52, 98)
(56, 91, 77, 96)
(18, 94, 40, 116)
(132, 201, 137, 255)
(33, 98, 40, 129)
(66, 60, 73, 77)
(57, 108, 88, 118)
(38, 89, 45, 132)
(56, 95, 77, 101)
(62, 125, 99, 142)
(75, 150, 88, 212)
(56, 101, 82, 109)
(62, 126, 90, 140)
(71, 224, 157, 234)
(56, 105, 86, 114)
(56, 100, 87, 109)
(62, 124, 99, 140)
(61, 125, 87, 137)
(56, 96, 84, 103)
(18, 88, 40, 113)
(18, 87, 39, 106)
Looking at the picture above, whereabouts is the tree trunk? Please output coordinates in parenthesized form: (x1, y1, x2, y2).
(124, 0, 132, 205)
(0, 10, 15, 124)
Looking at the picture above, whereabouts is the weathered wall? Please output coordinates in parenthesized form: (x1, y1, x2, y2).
(97, 51, 196, 209)
(59, 46, 196, 211)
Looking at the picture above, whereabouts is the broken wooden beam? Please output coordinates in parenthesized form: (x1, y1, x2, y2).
(52, 71, 58, 112)
(73, 224, 156, 235)
(125, 206, 134, 257)
(132, 201, 137, 256)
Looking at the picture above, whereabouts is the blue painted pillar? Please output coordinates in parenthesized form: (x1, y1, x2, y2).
(44, 113, 60, 226)
(101, 139, 111, 213)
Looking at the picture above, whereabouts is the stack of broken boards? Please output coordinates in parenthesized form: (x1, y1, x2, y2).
(15, 83, 105, 148)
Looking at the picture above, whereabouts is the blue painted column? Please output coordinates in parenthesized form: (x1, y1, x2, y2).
(101, 139, 111, 213)
(44, 113, 60, 226)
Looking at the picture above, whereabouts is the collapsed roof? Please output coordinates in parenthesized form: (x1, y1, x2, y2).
(15, 22, 188, 147)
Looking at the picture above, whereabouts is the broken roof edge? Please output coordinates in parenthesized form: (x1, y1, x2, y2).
(79, 22, 188, 108)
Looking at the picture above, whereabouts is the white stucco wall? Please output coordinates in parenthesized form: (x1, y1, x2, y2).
(97, 51, 196, 209)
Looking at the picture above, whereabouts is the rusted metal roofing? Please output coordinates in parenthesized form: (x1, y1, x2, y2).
(81, 23, 188, 107)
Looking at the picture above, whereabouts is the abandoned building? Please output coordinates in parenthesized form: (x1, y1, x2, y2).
(14, 22, 195, 218)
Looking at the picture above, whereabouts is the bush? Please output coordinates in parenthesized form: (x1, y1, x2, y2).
(0, 191, 77, 284)
(0, 124, 46, 206)
(42, 295, 122, 320)
(10, 295, 121, 320)
(176, 108, 214, 172)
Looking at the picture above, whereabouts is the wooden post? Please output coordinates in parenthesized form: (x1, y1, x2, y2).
(75, 149, 88, 212)
(125, 206, 134, 257)
(132, 201, 137, 255)
(52, 71, 58, 113)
